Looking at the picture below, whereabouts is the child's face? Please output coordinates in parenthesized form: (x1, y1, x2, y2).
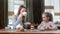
(42, 14, 49, 22)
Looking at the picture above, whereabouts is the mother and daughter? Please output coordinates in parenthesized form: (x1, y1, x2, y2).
(7, 5, 58, 31)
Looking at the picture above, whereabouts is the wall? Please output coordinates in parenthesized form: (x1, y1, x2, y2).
(0, 0, 5, 29)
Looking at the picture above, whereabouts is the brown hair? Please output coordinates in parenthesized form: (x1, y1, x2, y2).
(42, 12, 53, 21)
(17, 5, 26, 16)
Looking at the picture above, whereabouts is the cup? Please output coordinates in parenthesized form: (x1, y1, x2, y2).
(30, 25, 35, 30)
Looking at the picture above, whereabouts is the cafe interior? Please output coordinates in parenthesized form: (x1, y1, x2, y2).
(0, 0, 60, 34)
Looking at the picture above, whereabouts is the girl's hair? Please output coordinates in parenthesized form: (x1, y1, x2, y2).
(42, 12, 53, 21)
(17, 5, 26, 16)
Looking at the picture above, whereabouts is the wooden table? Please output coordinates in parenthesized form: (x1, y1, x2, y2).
(0, 29, 60, 34)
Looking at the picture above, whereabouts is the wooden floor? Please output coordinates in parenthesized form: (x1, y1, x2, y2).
(0, 29, 60, 34)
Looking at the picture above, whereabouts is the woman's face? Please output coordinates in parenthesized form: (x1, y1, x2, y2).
(21, 8, 26, 12)
(20, 8, 27, 16)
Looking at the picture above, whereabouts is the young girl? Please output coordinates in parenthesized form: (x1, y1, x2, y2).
(38, 12, 57, 30)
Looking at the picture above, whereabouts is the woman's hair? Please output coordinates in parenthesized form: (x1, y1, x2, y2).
(17, 5, 26, 16)
(42, 12, 53, 21)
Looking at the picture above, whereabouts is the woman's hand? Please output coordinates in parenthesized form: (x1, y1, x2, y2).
(16, 27, 24, 31)
(18, 14, 23, 18)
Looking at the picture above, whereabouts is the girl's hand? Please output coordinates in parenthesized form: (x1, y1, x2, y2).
(37, 25, 41, 29)
(48, 25, 58, 30)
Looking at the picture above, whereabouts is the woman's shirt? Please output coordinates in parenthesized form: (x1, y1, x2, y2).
(8, 12, 27, 29)
(8, 15, 23, 29)
(38, 21, 57, 30)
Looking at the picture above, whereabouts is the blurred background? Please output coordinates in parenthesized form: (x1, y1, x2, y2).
(8, 0, 60, 24)
(0, 0, 60, 29)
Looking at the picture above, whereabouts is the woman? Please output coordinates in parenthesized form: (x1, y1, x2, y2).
(8, 5, 27, 30)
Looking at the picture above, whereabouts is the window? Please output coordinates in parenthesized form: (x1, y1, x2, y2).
(44, 0, 60, 23)
(8, 0, 26, 16)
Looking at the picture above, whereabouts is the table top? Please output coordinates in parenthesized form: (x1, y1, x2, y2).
(0, 29, 60, 34)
